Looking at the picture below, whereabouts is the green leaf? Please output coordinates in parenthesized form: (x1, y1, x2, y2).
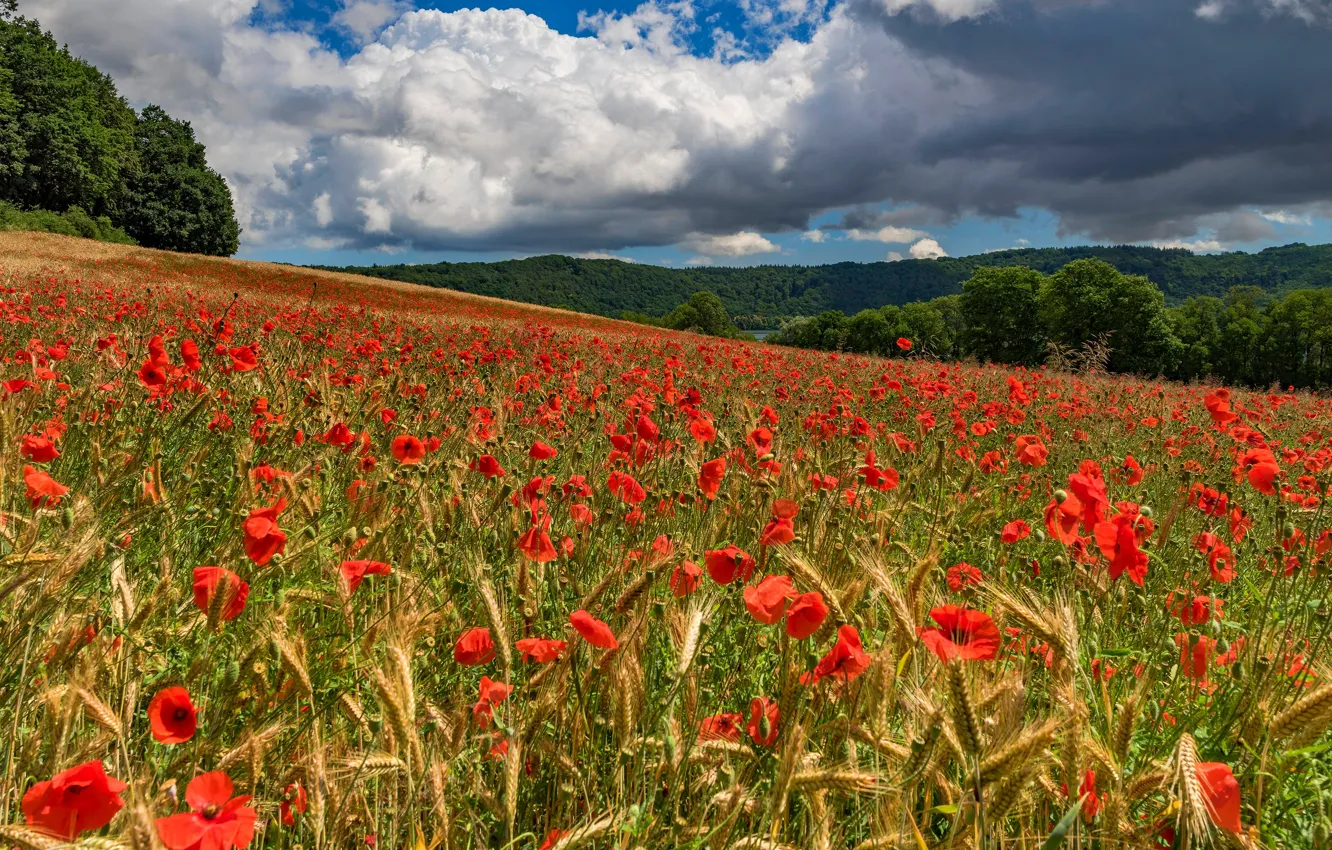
(1040, 796, 1084, 850)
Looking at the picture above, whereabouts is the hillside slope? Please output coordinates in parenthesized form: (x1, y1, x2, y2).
(321, 242, 1332, 321)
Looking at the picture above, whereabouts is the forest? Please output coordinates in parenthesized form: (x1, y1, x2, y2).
(0, 2, 239, 255)
(326, 242, 1332, 325)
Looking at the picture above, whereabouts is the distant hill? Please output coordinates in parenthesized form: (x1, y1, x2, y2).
(320, 242, 1332, 325)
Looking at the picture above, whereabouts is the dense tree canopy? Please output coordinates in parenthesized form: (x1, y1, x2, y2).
(0, 9, 239, 255)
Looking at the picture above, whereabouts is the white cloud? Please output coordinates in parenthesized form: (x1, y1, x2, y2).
(313, 193, 333, 227)
(845, 225, 927, 243)
(1151, 238, 1226, 253)
(801, 229, 827, 243)
(1260, 209, 1312, 225)
(908, 237, 948, 259)
(879, 0, 995, 22)
(1195, 0, 1228, 19)
(333, 0, 412, 43)
(575, 251, 633, 261)
(684, 255, 714, 265)
(679, 231, 779, 257)
(886, 251, 904, 261)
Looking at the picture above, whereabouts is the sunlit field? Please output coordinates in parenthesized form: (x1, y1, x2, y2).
(3, 231, 1330, 850)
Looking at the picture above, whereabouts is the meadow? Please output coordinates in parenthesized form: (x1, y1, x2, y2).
(1, 231, 1330, 850)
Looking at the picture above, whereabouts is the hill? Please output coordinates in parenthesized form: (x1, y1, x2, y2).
(321, 242, 1332, 324)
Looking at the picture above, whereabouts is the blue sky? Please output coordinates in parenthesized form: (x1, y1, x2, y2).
(31, 0, 1332, 268)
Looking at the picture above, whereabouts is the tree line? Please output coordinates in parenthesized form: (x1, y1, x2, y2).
(329, 242, 1332, 323)
(767, 259, 1332, 390)
(0, 2, 239, 255)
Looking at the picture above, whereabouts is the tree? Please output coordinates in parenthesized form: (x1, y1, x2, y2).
(960, 266, 1046, 365)
(661, 291, 741, 338)
(118, 105, 239, 256)
(0, 16, 137, 217)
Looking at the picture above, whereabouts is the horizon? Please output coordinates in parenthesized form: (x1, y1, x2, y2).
(20, 0, 1332, 267)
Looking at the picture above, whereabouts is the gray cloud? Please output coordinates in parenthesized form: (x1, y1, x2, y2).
(21, 0, 1332, 253)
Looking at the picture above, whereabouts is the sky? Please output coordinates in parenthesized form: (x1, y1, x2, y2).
(23, 0, 1332, 267)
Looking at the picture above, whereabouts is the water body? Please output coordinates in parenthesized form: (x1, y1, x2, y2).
(749, 329, 778, 341)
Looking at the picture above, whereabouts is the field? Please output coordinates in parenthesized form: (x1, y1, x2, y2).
(2, 231, 1331, 850)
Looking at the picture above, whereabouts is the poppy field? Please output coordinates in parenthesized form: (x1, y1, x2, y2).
(3, 231, 1332, 850)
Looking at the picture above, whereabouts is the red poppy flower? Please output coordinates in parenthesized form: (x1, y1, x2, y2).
(704, 545, 756, 585)
(280, 782, 307, 827)
(699, 713, 743, 742)
(1203, 388, 1237, 426)
(1000, 519, 1030, 543)
(20, 434, 60, 463)
(810, 625, 871, 683)
(1093, 510, 1150, 586)
(23, 465, 69, 510)
(896, 337, 913, 351)
(155, 771, 257, 850)
(518, 522, 558, 563)
(228, 345, 259, 373)
(192, 567, 249, 622)
(760, 516, 796, 546)
(1196, 762, 1242, 833)
(670, 560, 703, 597)
(472, 676, 514, 727)
(748, 426, 774, 457)
(606, 471, 647, 505)
(340, 560, 392, 594)
(148, 686, 198, 744)
(454, 627, 497, 666)
(529, 441, 559, 459)
(1013, 435, 1048, 467)
(470, 455, 506, 478)
(690, 417, 716, 444)
(22, 760, 127, 840)
(1176, 633, 1215, 681)
(516, 637, 566, 663)
(785, 592, 829, 639)
(946, 562, 984, 593)
(391, 435, 425, 464)
(1045, 493, 1082, 545)
(747, 696, 780, 746)
(570, 609, 618, 649)
(242, 498, 287, 566)
(538, 829, 568, 850)
(181, 339, 202, 372)
(918, 605, 1001, 662)
(743, 575, 796, 624)
(697, 457, 726, 500)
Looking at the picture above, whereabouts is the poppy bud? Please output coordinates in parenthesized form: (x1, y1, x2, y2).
(1283, 521, 1296, 538)
(1054, 489, 1069, 503)
(759, 713, 771, 740)
(1139, 506, 1153, 518)
(61, 507, 74, 529)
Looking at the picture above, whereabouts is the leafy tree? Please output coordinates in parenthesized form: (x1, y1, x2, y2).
(961, 266, 1047, 365)
(1039, 259, 1180, 375)
(661, 291, 742, 338)
(0, 16, 136, 217)
(118, 105, 239, 256)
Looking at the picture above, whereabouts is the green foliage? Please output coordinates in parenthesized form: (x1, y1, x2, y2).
(961, 266, 1046, 366)
(328, 243, 1332, 323)
(0, 13, 239, 254)
(624, 290, 746, 339)
(118, 105, 240, 256)
(0, 199, 135, 243)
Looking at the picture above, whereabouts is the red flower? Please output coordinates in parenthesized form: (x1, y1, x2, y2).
(192, 567, 248, 622)
(156, 771, 257, 850)
(181, 339, 201, 372)
(690, 417, 716, 444)
(472, 676, 514, 727)
(1013, 435, 1048, 467)
(1077, 770, 1102, 819)
(1045, 493, 1082, 545)
(340, 560, 392, 594)
(670, 560, 703, 597)
(148, 686, 198, 744)
(1000, 519, 1030, 543)
(23, 464, 68, 510)
(1197, 762, 1242, 833)
(1176, 633, 1215, 681)
(518, 520, 558, 563)
(918, 605, 1001, 662)
(228, 345, 259, 373)
(242, 498, 287, 566)
(20, 434, 60, 462)
(454, 627, 497, 666)
(743, 575, 796, 624)
(760, 516, 796, 546)
(470, 455, 506, 479)
(746, 696, 780, 746)
(538, 829, 568, 850)
(896, 337, 913, 351)
(810, 625, 871, 683)
(946, 562, 984, 593)
(785, 592, 829, 639)
(606, 471, 647, 505)
(1204, 388, 1237, 426)
(704, 545, 755, 585)
(529, 441, 559, 460)
(22, 760, 127, 840)
(570, 609, 618, 649)
(391, 435, 426, 464)
(698, 457, 727, 500)
(699, 713, 743, 742)
(280, 782, 307, 827)
(1093, 508, 1150, 586)
(516, 637, 566, 663)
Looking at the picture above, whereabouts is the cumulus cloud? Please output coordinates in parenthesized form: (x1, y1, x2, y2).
(679, 231, 780, 256)
(886, 250, 904, 261)
(801, 229, 827, 242)
(908, 237, 948, 258)
(22, 0, 1332, 254)
(845, 225, 928, 242)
